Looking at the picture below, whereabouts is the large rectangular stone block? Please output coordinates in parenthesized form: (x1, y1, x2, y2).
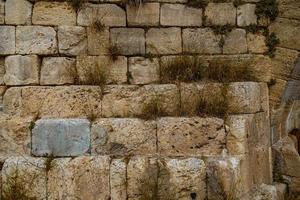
(127, 3, 159, 26)
(5, 0, 32, 25)
(0, 26, 15, 55)
(205, 3, 236, 26)
(87, 27, 110, 55)
(223, 29, 247, 54)
(32, 119, 91, 157)
(110, 159, 127, 200)
(237, 4, 257, 26)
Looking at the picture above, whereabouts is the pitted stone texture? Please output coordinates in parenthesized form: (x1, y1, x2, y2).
(2, 157, 47, 200)
(127, 3, 159, 26)
(0, 26, 15, 55)
(5, 0, 32, 25)
(78, 4, 126, 26)
(146, 28, 182, 54)
(157, 117, 226, 156)
(247, 33, 267, 53)
(76, 55, 127, 84)
(183, 28, 221, 54)
(87, 27, 110, 55)
(32, 119, 90, 157)
(4, 55, 40, 85)
(3, 86, 102, 118)
(48, 156, 110, 200)
(223, 29, 247, 54)
(92, 118, 156, 155)
(102, 84, 180, 117)
(0, 115, 32, 162)
(237, 4, 257, 26)
(278, 0, 300, 20)
(0, 1, 4, 24)
(58, 26, 87, 56)
(110, 159, 127, 200)
(41, 57, 76, 85)
(111, 28, 145, 55)
(205, 3, 236, 26)
(161, 4, 202, 26)
(128, 57, 159, 84)
(16, 26, 57, 55)
(32, 2, 76, 25)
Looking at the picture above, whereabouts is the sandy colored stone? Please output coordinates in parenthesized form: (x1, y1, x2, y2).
(0, 26, 15, 55)
(223, 29, 247, 54)
(269, 78, 286, 108)
(102, 84, 180, 117)
(78, 4, 126, 26)
(87, 27, 110, 55)
(278, 0, 300, 20)
(58, 26, 87, 56)
(247, 33, 267, 53)
(183, 28, 221, 54)
(146, 28, 182, 54)
(127, 3, 159, 26)
(0, 1, 4, 24)
(32, 2, 76, 25)
(16, 26, 57, 55)
(4, 55, 40, 85)
(237, 4, 257, 26)
(41, 57, 76, 85)
(205, 3, 236, 25)
(110, 159, 127, 200)
(5, 0, 32, 25)
(128, 57, 159, 84)
(0, 57, 4, 84)
(160, 4, 202, 26)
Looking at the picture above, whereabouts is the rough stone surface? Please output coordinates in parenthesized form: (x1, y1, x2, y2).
(146, 28, 182, 54)
(48, 156, 110, 200)
(4, 55, 40, 85)
(102, 84, 180, 117)
(58, 26, 87, 56)
(128, 57, 159, 84)
(78, 4, 126, 26)
(223, 29, 247, 54)
(111, 28, 145, 55)
(278, 0, 300, 20)
(247, 33, 268, 53)
(160, 4, 202, 26)
(87, 27, 110, 55)
(127, 3, 159, 26)
(0, 26, 15, 55)
(2, 157, 47, 200)
(32, 2, 76, 25)
(32, 119, 91, 157)
(205, 3, 236, 25)
(5, 0, 32, 25)
(237, 4, 257, 26)
(16, 26, 57, 55)
(0, 57, 4, 84)
(157, 117, 226, 156)
(0, 1, 4, 24)
(183, 28, 221, 54)
(110, 159, 127, 200)
(41, 57, 76, 85)
(92, 118, 156, 155)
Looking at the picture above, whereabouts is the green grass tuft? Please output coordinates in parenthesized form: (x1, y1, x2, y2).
(255, 0, 279, 21)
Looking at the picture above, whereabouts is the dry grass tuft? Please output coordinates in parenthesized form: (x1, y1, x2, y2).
(140, 96, 168, 120)
(68, 0, 87, 12)
(91, 19, 105, 32)
(107, 44, 120, 62)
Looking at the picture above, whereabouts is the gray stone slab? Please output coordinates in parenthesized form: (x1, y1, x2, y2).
(32, 119, 91, 157)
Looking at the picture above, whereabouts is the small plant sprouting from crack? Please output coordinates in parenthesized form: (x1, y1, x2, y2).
(267, 78, 277, 87)
(68, 0, 87, 12)
(91, 19, 106, 32)
(186, 0, 208, 9)
(107, 44, 121, 62)
(44, 154, 54, 173)
(265, 32, 279, 58)
(255, 0, 279, 21)
(212, 24, 234, 35)
(140, 96, 168, 120)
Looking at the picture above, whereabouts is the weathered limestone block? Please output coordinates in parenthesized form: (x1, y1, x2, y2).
(183, 28, 221, 54)
(146, 28, 182, 54)
(110, 159, 127, 200)
(269, 18, 300, 50)
(223, 29, 247, 54)
(157, 117, 226, 156)
(278, 0, 300, 20)
(3, 86, 102, 118)
(5, 0, 32, 25)
(237, 4, 257, 26)
(111, 28, 145, 55)
(32, 119, 91, 157)
(0, 57, 4, 84)
(205, 3, 236, 25)
(87, 27, 110, 55)
(58, 26, 87, 56)
(78, 4, 126, 26)
(269, 78, 286, 108)
(0, 26, 15, 55)
(16, 26, 57, 54)
(247, 33, 267, 53)
(102, 84, 180, 117)
(32, 2, 76, 25)
(48, 156, 110, 200)
(248, 55, 272, 82)
(76, 55, 127, 84)
(241, 184, 280, 200)
(128, 57, 159, 84)
(0, 115, 32, 162)
(41, 57, 76, 85)
(160, 4, 202, 26)
(0, 1, 4, 24)
(92, 118, 156, 155)
(127, 3, 159, 26)
(2, 157, 47, 200)
(4, 55, 40, 85)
